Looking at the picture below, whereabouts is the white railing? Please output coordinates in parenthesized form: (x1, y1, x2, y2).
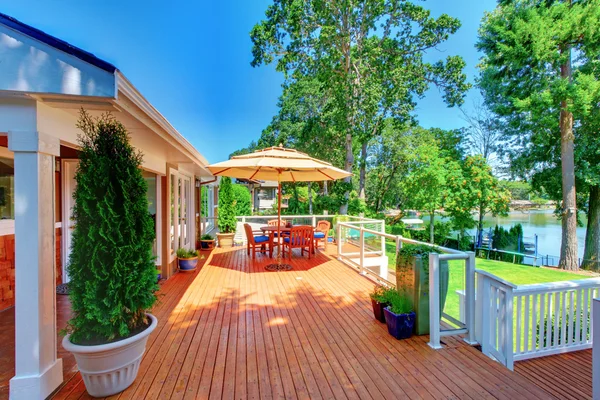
(234, 214, 378, 244)
(199, 216, 217, 235)
(336, 221, 476, 349)
(476, 270, 517, 370)
(593, 298, 599, 400)
(473, 270, 600, 370)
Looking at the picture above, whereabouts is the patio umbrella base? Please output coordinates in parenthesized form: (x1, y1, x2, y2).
(265, 263, 293, 271)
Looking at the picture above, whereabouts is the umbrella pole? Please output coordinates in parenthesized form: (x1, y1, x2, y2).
(277, 175, 281, 263)
(266, 171, 291, 271)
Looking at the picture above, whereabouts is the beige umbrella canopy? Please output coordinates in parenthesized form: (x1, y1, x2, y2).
(208, 146, 351, 182)
(207, 145, 351, 270)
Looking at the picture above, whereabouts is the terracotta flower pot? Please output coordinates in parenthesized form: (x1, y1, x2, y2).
(217, 232, 235, 248)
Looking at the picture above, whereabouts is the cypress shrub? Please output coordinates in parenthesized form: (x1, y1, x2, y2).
(232, 184, 252, 216)
(218, 177, 237, 233)
(65, 110, 157, 344)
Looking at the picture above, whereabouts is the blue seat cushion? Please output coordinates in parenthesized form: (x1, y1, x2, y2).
(314, 232, 326, 239)
(254, 235, 270, 243)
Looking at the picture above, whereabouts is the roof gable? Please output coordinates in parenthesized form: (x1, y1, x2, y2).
(0, 13, 116, 97)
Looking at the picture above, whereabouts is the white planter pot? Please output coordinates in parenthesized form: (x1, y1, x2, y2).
(62, 313, 157, 398)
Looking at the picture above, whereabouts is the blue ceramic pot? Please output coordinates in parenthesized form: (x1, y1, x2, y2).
(383, 308, 416, 340)
(178, 257, 198, 271)
(156, 272, 162, 282)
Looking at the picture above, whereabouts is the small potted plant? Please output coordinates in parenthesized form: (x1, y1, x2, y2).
(199, 233, 215, 250)
(156, 268, 162, 282)
(369, 285, 390, 323)
(383, 289, 416, 340)
(216, 177, 237, 248)
(177, 248, 199, 271)
(62, 111, 158, 397)
(396, 244, 449, 335)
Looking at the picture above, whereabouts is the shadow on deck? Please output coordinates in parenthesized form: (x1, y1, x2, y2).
(0, 245, 592, 399)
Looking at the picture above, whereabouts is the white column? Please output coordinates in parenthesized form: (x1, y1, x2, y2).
(464, 252, 477, 345)
(428, 253, 442, 349)
(9, 131, 63, 400)
(593, 298, 599, 400)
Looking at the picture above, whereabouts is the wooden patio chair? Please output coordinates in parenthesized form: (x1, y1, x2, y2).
(244, 223, 272, 259)
(268, 219, 288, 238)
(313, 220, 331, 252)
(282, 225, 313, 259)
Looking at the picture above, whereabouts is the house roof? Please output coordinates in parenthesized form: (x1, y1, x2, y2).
(0, 12, 116, 73)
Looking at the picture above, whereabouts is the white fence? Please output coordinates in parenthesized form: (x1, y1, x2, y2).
(335, 220, 476, 350)
(470, 271, 600, 370)
(234, 214, 377, 244)
(593, 298, 599, 400)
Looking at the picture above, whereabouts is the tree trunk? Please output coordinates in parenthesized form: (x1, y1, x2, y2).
(558, 44, 579, 271)
(340, 132, 353, 215)
(308, 181, 313, 215)
(359, 141, 367, 200)
(430, 211, 435, 244)
(323, 180, 328, 195)
(582, 185, 600, 271)
(478, 204, 485, 246)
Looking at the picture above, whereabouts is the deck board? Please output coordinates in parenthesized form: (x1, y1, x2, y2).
(0, 245, 593, 399)
(514, 349, 593, 399)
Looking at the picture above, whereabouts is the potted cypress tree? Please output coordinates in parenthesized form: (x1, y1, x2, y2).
(396, 244, 449, 335)
(216, 177, 237, 248)
(61, 111, 159, 397)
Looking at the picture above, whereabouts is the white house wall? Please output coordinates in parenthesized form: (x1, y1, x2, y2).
(0, 25, 115, 97)
(0, 98, 37, 132)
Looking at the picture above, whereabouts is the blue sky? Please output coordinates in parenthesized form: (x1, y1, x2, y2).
(1, 0, 497, 163)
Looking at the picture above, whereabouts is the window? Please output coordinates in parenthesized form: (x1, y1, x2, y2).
(143, 171, 159, 263)
(0, 157, 14, 220)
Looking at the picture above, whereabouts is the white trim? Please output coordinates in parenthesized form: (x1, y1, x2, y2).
(155, 176, 162, 266)
(61, 159, 78, 283)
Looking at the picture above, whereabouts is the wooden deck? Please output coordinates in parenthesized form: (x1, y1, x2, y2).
(515, 349, 593, 399)
(0, 246, 594, 399)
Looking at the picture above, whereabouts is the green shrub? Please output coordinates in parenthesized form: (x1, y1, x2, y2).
(232, 184, 252, 216)
(369, 286, 389, 303)
(218, 177, 237, 233)
(176, 248, 198, 258)
(65, 110, 158, 344)
(385, 289, 413, 314)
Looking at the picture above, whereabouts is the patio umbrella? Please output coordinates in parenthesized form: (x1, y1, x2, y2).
(207, 145, 351, 270)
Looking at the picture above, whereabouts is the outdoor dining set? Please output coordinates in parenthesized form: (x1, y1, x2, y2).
(243, 219, 331, 260)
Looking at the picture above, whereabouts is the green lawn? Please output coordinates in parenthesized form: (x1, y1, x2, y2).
(384, 240, 586, 327)
(443, 259, 584, 327)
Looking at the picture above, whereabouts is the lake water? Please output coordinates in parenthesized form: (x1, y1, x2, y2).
(425, 210, 588, 261)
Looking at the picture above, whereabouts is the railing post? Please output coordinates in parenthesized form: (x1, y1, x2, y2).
(505, 287, 514, 371)
(593, 298, 599, 400)
(380, 222, 386, 255)
(480, 275, 491, 358)
(359, 226, 365, 274)
(465, 252, 477, 345)
(476, 272, 484, 344)
(241, 216, 246, 224)
(337, 223, 342, 260)
(428, 253, 442, 349)
(312, 215, 316, 227)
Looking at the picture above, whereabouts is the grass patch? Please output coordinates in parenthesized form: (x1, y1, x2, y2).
(385, 243, 584, 326)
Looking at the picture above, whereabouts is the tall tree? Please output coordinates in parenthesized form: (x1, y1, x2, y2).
(446, 155, 511, 242)
(250, 0, 469, 213)
(405, 139, 462, 243)
(477, 0, 600, 270)
(460, 98, 502, 163)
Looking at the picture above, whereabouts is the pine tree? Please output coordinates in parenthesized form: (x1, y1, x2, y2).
(66, 110, 157, 344)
